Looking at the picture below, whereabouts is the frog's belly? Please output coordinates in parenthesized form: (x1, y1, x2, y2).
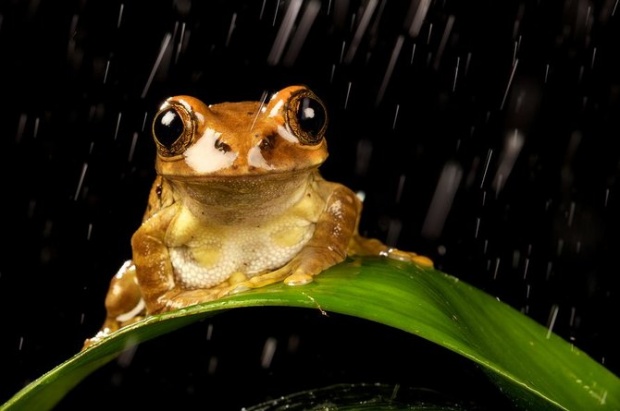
(169, 223, 314, 289)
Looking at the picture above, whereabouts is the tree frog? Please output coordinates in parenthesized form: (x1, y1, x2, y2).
(85, 85, 432, 347)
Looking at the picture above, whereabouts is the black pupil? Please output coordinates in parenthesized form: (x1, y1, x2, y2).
(297, 97, 325, 138)
(154, 108, 184, 148)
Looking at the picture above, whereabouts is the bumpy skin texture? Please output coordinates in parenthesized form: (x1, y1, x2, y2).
(85, 86, 431, 348)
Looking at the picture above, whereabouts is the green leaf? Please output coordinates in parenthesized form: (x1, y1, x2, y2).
(3, 257, 619, 410)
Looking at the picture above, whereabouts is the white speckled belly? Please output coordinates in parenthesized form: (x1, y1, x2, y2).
(169, 221, 315, 289)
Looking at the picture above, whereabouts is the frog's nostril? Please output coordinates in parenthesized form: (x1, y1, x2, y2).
(259, 135, 276, 150)
(214, 138, 231, 153)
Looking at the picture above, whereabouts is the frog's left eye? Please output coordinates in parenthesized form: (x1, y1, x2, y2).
(152, 103, 193, 157)
(286, 91, 328, 146)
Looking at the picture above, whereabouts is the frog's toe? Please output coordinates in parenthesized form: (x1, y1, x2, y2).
(229, 284, 251, 294)
(384, 248, 434, 267)
(284, 272, 314, 286)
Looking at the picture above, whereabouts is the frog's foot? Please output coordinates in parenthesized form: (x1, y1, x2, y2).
(350, 236, 434, 268)
(383, 248, 434, 267)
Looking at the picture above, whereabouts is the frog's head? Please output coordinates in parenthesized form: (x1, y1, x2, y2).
(152, 85, 329, 180)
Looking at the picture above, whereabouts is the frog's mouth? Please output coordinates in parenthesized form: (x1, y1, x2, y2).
(170, 170, 317, 223)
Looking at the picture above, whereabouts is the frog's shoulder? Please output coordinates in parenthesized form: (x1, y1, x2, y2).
(142, 176, 177, 221)
(310, 170, 358, 201)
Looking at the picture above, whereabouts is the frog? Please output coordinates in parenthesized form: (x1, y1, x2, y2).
(84, 85, 432, 348)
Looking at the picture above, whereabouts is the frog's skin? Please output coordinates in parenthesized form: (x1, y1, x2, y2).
(85, 86, 432, 348)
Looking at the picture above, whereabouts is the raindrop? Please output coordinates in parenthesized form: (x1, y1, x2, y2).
(208, 356, 218, 374)
(392, 104, 400, 129)
(492, 129, 524, 194)
(569, 306, 576, 327)
(344, 0, 378, 63)
(33, 117, 40, 138)
(117, 3, 124, 28)
(114, 112, 122, 140)
(19, 337, 24, 351)
(452, 56, 459, 92)
(87, 223, 93, 240)
(344, 81, 352, 109)
(16, 113, 27, 142)
(355, 139, 372, 176)
(141, 111, 148, 131)
(426, 23, 433, 45)
(287, 334, 300, 353)
(493, 257, 500, 279)
(74, 163, 88, 201)
(330, 63, 336, 83)
(406, 0, 430, 38)
(395, 174, 406, 203)
(464, 52, 472, 76)
(128, 132, 139, 162)
(80, 313, 85, 325)
(421, 161, 462, 239)
(117, 340, 138, 367)
(267, 0, 302, 65)
(474, 217, 480, 238)
(259, 0, 267, 20)
(272, 0, 281, 26)
(546, 261, 553, 279)
(206, 323, 214, 340)
(376, 34, 404, 105)
(512, 250, 520, 268)
(500, 59, 519, 110)
(28, 200, 36, 218)
(386, 218, 402, 246)
(568, 201, 576, 227)
(283, 0, 321, 66)
(604, 188, 610, 207)
(591, 47, 597, 69)
(546, 304, 559, 339)
(339, 40, 346, 63)
(141, 33, 172, 98)
(261, 337, 277, 369)
(410, 43, 417, 64)
(480, 149, 493, 188)
(225, 13, 237, 47)
(175, 22, 186, 63)
(433, 15, 454, 70)
(250, 91, 269, 131)
(544, 63, 550, 83)
(103, 59, 110, 84)
(523, 258, 530, 279)
(557, 239, 564, 255)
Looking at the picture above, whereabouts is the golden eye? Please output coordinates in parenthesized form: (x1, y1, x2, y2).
(152, 102, 193, 157)
(286, 90, 328, 145)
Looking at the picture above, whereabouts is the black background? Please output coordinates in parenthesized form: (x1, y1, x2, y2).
(1, 0, 619, 409)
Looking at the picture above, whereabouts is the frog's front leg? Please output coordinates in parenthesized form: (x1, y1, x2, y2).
(83, 260, 144, 349)
(241, 185, 361, 290)
(131, 204, 187, 314)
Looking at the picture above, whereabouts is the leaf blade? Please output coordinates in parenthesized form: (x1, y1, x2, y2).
(3, 257, 619, 410)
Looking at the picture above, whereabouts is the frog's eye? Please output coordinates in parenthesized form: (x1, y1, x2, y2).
(152, 103, 193, 157)
(286, 91, 327, 145)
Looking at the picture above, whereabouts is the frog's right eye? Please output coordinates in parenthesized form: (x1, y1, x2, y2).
(152, 103, 193, 157)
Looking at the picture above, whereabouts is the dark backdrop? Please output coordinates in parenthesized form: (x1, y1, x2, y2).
(1, 0, 618, 409)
